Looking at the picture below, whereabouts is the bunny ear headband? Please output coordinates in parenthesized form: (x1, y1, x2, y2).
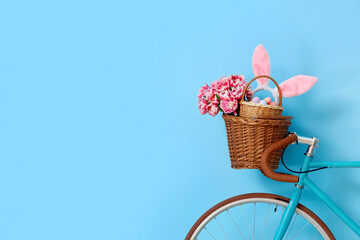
(252, 44, 318, 103)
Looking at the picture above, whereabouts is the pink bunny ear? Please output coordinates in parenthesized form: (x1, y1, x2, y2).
(277, 75, 318, 97)
(252, 44, 270, 85)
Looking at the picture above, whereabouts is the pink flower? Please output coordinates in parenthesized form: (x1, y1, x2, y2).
(231, 85, 245, 100)
(205, 88, 219, 105)
(220, 98, 238, 115)
(198, 100, 209, 115)
(197, 83, 210, 101)
(229, 74, 254, 100)
(211, 77, 231, 93)
(245, 89, 254, 100)
(218, 91, 232, 101)
(208, 104, 219, 117)
(198, 74, 253, 116)
(230, 74, 244, 87)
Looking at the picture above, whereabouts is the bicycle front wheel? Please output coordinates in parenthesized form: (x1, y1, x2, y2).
(186, 193, 334, 240)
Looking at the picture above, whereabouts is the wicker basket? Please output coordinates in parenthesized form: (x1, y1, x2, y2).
(240, 75, 284, 118)
(223, 114, 292, 169)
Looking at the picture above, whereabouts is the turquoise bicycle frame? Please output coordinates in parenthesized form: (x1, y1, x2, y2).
(274, 154, 360, 239)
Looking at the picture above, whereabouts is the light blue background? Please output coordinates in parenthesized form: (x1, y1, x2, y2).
(0, 0, 359, 239)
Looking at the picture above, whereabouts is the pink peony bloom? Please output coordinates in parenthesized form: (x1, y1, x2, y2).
(205, 88, 219, 105)
(230, 74, 254, 100)
(218, 91, 232, 101)
(198, 74, 252, 116)
(197, 83, 210, 100)
(230, 74, 244, 87)
(211, 77, 231, 93)
(245, 88, 254, 100)
(208, 104, 219, 117)
(220, 98, 238, 115)
(231, 85, 245, 100)
(198, 100, 209, 115)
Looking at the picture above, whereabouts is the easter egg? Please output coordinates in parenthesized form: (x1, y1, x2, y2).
(264, 97, 272, 104)
(252, 96, 260, 103)
(259, 100, 267, 105)
(270, 102, 277, 106)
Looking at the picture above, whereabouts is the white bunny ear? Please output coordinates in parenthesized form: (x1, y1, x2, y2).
(252, 44, 271, 86)
(274, 75, 318, 98)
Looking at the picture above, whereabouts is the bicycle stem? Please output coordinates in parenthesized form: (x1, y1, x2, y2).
(292, 134, 320, 157)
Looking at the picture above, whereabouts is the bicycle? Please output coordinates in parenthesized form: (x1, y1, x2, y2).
(185, 133, 360, 239)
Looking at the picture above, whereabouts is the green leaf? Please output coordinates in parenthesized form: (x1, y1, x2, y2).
(218, 104, 223, 112)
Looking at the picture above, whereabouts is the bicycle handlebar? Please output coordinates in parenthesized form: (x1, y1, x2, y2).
(261, 134, 299, 183)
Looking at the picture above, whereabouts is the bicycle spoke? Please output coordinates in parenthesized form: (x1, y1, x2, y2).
(261, 203, 270, 240)
(227, 210, 247, 240)
(274, 205, 283, 226)
(240, 205, 255, 240)
(187, 196, 331, 240)
(253, 203, 256, 239)
(215, 217, 229, 240)
(204, 226, 217, 240)
(309, 232, 321, 240)
(289, 222, 310, 240)
(285, 213, 298, 240)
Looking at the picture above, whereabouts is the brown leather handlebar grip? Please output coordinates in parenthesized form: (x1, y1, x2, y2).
(261, 134, 299, 183)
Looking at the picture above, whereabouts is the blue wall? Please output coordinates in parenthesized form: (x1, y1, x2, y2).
(0, 0, 359, 239)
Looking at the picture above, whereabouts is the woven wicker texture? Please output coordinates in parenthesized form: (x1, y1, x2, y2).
(240, 75, 284, 118)
(222, 114, 291, 169)
(240, 101, 283, 118)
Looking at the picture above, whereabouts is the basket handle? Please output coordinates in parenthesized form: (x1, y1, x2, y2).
(241, 75, 283, 106)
